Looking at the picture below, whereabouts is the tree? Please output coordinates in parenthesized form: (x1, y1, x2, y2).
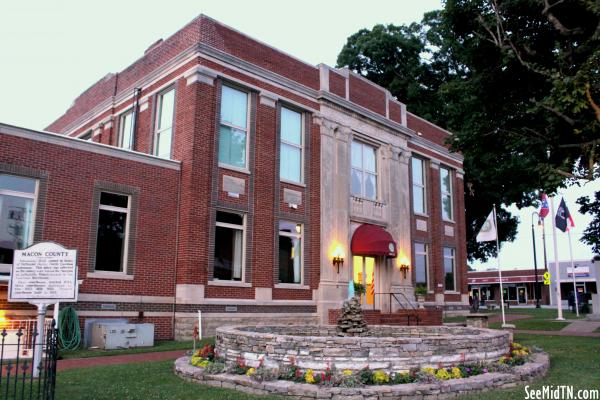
(577, 190, 600, 254)
(336, 0, 599, 261)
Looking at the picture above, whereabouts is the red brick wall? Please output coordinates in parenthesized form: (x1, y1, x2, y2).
(329, 70, 346, 98)
(389, 101, 402, 124)
(407, 113, 451, 148)
(348, 75, 386, 116)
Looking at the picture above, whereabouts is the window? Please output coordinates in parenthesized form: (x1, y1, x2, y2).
(280, 107, 303, 183)
(278, 221, 302, 284)
(443, 247, 456, 291)
(414, 243, 428, 288)
(440, 167, 453, 220)
(214, 211, 244, 281)
(351, 140, 377, 200)
(412, 158, 426, 214)
(0, 174, 37, 269)
(119, 110, 134, 150)
(154, 88, 175, 159)
(219, 85, 249, 169)
(95, 192, 130, 272)
(79, 130, 93, 141)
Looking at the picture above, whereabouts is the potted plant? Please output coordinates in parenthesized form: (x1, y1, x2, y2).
(415, 285, 427, 308)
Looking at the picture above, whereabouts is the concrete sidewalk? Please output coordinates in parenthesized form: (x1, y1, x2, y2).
(57, 349, 189, 371)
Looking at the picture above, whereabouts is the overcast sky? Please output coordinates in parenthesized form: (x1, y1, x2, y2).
(0, 0, 597, 268)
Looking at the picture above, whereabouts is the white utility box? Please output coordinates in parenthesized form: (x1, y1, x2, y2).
(90, 323, 154, 349)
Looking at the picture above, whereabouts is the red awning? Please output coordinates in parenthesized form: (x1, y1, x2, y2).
(351, 224, 397, 258)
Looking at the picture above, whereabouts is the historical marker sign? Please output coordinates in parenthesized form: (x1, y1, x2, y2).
(8, 242, 78, 302)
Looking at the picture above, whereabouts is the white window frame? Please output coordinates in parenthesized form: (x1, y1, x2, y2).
(153, 87, 175, 159)
(279, 107, 304, 184)
(119, 109, 134, 150)
(218, 85, 250, 171)
(0, 175, 38, 274)
(78, 130, 93, 141)
(440, 166, 454, 221)
(351, 140, 378, 200)
(214, 211, 246, 282)
(414, 242, 429, 290)
(443, 247, 456, 293)
(95, 192, 131, 274)
(278, 221, 303, 285)
(412, 157, 427, 215)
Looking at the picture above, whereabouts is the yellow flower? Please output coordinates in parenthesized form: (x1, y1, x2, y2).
(373, 370, 390, 384)
(451, 367, 462, 379)
(435, 368, 451, 380)
(512, 342, 522, 349)
(305, 369, 315, 384)
(342, 369, 353, 376)
(190, 356, 210, 367)
(246, 367, 256, 376)
(422, 367, 436, 375)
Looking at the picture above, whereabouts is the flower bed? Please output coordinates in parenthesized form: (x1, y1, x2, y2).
(175, 342, 549, 399)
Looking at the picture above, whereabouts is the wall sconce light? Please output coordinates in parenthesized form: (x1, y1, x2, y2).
(398, 256, 410, 279)
(332, 244, 345, 274)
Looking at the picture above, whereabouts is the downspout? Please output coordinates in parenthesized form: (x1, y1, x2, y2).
(171, 162, 182, 340)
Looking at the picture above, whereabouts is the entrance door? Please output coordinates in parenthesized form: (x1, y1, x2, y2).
(353, 256, 376, 307)
(518, 287, 527, 303)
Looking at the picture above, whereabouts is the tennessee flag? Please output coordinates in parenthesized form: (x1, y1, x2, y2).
(539, 193, 550, 219)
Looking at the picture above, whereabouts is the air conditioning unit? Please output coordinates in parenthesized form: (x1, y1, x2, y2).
(90, 323, 154, 349)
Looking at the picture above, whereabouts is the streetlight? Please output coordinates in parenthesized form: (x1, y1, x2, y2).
(531, 212, 541, 308)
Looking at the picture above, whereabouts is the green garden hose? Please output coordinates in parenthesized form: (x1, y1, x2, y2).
(57, 306, 81, 350)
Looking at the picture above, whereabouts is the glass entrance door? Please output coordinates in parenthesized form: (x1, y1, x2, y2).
(353, 256, 375, 307)
(518, 286, 527, 303)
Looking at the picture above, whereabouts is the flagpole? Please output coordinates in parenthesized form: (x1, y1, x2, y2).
(549, 196, 564, 320)
(493, 204, 507, 327)
(568, 230, 579, 317)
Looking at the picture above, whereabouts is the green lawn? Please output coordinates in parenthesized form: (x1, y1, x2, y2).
(488, 319, 570, 331)
(443, 315, 467, 323)
(58, 339, 211, 360)
(458, 333, 600, 399)
(56, 359, 283, 400)
(54, 333, 599, 400)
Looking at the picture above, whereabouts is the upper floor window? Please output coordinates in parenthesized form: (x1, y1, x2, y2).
(0, 175, 37, 270)
(443, 247, 456, 291)
(440, 166, 453, 220)
(154, 88, 175, 159)
(79, 130, 93, 141)
(278, 221, 302, 284)
(412, 158, 426, 214)
(219, 85, 249, 169)
(414, 242, 429, 289)
(119, 110, 134, 150)
(280, 107, 303, 183)
(351, 140, 377, 200)
(95, 192, 130, 272)
(214, 211, 244, 281)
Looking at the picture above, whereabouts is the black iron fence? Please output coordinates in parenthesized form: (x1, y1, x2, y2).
(0, 320, 58, 400)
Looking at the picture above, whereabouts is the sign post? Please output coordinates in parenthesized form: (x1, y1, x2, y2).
(8, 242, 78, 377)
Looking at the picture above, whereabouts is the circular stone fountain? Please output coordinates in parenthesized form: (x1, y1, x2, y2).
(215, 325, 510, 372)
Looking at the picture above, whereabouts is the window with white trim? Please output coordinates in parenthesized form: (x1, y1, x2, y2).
(278, 221, 303, 284)
(351, 140, 377, 200)
(153, 88, 175, 159)
(214, 211, 245, 281)
(95, 192, 130, 272)
(412, 157, 426, 214)
(443, 247, 456, 291)
(440, 167, 453, 220)
(414, 243, 429, 289)
(119, 110, 134, 150)
(280, 107, 303, 183)
(219, 85, 249, 169)
(79, 130, 93, 141)
(0, 174, 37, 271)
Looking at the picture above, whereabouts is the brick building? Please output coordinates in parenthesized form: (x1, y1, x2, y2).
(0, 15, 467, 340)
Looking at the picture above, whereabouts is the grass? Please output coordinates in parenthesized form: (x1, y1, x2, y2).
(488, 319, 570, 331)
(58, 339, 211, 360)
(53, 333, 600, 400)
(55, 359, 283, 400)
(458, 333, 600, 399)
(443, 315, 466, 323)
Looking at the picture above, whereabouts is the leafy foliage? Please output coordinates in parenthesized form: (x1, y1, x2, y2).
(577, 190, 600, 254)
(337, 0, 600, 261)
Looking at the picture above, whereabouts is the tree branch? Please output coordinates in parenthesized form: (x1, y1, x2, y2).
(586, 84, 600, 122)
(542, 0, 584, 36)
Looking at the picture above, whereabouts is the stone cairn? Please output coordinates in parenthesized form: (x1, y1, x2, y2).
(336, 296, 368, 336)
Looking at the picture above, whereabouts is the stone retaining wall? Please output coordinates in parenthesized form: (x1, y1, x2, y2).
(215, 325, 510, 372)
(174, 352, 549, 399)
